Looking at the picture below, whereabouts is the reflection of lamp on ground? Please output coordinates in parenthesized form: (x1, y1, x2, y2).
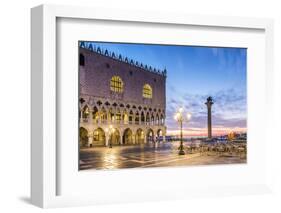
(105, 125, 115, 148)
(174, 107, 192, 155)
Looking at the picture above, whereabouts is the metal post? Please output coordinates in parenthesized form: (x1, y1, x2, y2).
(178, 120, 185, 155)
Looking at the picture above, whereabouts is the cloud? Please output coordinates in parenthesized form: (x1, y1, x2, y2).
(166, 87, 247, 134)
(209, 48, 247, 76)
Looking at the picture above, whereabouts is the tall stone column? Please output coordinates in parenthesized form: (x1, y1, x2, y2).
(205, 96, 214, 139)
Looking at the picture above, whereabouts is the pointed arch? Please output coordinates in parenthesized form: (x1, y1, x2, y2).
(156, 113, 160, 125)
(146, 128, 154, 143)
(146, 112, 150, 125)
(123, 128, 133, 145)
(115, 108, 121, 124)
(110, 128, 121, 145)
(100, 107, 107, 124)
(135, 111, 140, 125)
(141, 111, 145, 124)
(123, 109, 129, 124)
(92, 106, 99, 123)
(160, 114, 165, 125)
(151, 113, 155, 125)
(129, 110, 134, 124)
(135, 128, 144, 144)
(79, 127, 88, 147)
(93, 128, 106, 146)
(82, 105, 89, 119)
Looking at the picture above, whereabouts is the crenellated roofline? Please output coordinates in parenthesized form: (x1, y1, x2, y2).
(79, 41, 167, 77)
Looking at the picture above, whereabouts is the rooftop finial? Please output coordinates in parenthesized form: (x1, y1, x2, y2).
(88, 43, 93, 51)
(104, 49, 109, 56)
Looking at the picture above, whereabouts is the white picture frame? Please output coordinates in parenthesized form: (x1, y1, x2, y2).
(31, 4, 274, 208)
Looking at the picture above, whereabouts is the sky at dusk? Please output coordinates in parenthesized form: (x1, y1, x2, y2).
(82, 42, 247, 137)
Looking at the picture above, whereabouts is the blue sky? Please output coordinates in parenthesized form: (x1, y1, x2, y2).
(82, 41, 247, 136)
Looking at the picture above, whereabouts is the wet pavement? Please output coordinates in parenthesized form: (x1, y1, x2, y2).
(79, 141, 246, 170)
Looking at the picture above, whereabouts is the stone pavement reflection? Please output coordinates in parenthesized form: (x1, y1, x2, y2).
(79, 142, 246, 170)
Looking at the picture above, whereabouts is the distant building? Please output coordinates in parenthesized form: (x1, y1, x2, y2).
(79, 42, 167, 147)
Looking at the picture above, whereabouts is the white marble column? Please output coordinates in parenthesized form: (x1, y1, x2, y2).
(144, 134, 147, 143)
(120, 130, 124, 145)
(88, 135, 93, 147)
(105, 133, 110, 146)
(132, 133, 136, 144)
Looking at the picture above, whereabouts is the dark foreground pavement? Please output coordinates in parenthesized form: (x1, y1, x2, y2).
(79, 141, 246, 170)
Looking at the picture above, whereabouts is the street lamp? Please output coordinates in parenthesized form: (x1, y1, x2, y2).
(174, 107, 192, 155)
(105, 125, 115, 148)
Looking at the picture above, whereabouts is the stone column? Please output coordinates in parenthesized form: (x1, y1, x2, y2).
(144, 133, 147, 143)
(113, 111, 116, 124)
(120, 130, 124, 145)
(98, 110, 102, 124)
(88, 135, 93, 147)
(107, 111, 111, 125)
(88, 109, 93, 124)
(163, 129, 166, 142)
(132, 133, 136, 144)
(153, 133, 157, 143)
(132, 113, 135, 125)
(105, 133, 110, 146)
(121, 112, 124, 125)
(205, 97, 214, 139)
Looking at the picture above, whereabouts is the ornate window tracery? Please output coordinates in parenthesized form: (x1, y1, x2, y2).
(143, 84, 152, 99)
(110, 76, 124, 93)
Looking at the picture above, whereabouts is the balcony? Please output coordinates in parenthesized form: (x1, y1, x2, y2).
(80, 118, 165, 127)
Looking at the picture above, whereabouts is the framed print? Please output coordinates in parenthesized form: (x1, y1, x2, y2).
(31, 4, 274, 208)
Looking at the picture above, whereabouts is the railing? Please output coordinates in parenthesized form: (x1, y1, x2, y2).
(80, 118, 165, 126)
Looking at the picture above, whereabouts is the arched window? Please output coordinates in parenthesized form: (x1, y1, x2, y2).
(82, 105, 89, 118)
(110, 76, 124, 93)
(143, 84, 152, 99)
(79, 53, 85, 66)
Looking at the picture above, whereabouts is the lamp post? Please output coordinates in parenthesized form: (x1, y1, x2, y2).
(174, 108, 192, 155)
(106, 125, 115, 148)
